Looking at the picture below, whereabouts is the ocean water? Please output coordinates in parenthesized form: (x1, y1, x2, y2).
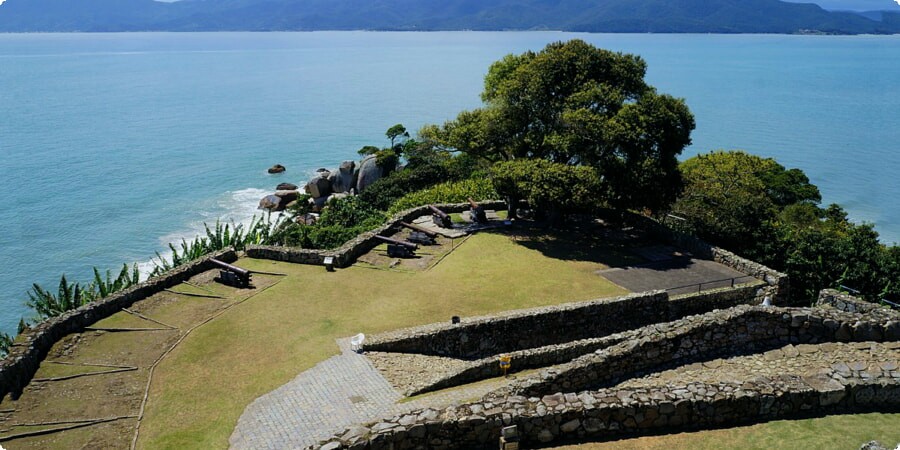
(0, 32, 898, 335)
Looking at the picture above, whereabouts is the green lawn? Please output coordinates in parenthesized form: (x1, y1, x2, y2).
(553, 413, 900, 450)
(136, 231, 627, 449)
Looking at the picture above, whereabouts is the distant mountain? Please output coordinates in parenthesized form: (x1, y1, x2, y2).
(783, 0, 900, 12)
(1, 0, 899, 33)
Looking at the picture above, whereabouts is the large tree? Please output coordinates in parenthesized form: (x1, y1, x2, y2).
(422, 39, 695, 213)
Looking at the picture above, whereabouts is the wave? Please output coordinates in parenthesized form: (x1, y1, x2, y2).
(136, 187, 285, 279)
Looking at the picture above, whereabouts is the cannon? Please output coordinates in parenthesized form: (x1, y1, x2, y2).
(468, 197, 488, 224)
(429, 205, 453, 228)
(375, 235, 418, 258)
(211, 258, 252, 288)
(399, 221, 437, 245)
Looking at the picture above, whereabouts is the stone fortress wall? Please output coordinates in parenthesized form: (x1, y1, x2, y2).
(365, 284, 769, 395)
(0, 249, 238, 401)
(312, 300, 900, 450)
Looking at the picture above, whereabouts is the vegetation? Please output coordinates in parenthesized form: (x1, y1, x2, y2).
(423, 39, 694, 213)
(273, 196, 388, 249)
(672, 150, 899, 303)
(491, 159, 602, 221)
(388, 178, 498, 214)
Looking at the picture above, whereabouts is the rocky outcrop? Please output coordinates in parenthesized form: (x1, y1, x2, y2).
(258, 194, 282, 211)
(305, 172, 332, 199)
(276, 182, 299, 191)
(329, 160, 357, 194)
(355, 155, 382, 194)
(268, 164, 286, 174)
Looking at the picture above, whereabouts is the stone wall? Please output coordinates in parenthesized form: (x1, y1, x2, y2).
(367, 282, 765, 360)
(313, 304, 900, 450)
(512, 305, 900, 398)
(246, 201, 506, 268)
(369, 283, 769, 396)
(366, 292, 669, 359)
(0, 249, 238, 402)
(313, 375, 900, 450)
(817, 289, 897, 316)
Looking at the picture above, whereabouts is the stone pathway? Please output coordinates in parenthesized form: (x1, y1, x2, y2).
(229, 338, 510, 450)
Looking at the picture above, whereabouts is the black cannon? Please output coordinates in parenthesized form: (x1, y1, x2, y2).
(468, 197, 488, 224)
(375, 235, 418, 258)
(211, 258, 252, 288)
(429, 205, 453, 229)
(399, 221, 438, 245)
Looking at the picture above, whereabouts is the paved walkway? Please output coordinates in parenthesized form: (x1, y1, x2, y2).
(229, 338, 508, 449)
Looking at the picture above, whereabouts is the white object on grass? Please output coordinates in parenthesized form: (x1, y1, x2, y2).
(350, 333, 365, 352)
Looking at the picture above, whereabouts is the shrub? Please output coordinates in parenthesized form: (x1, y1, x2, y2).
(388, 178, 498, 214)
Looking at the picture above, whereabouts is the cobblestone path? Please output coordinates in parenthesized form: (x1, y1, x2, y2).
(229, 338, 510, 449)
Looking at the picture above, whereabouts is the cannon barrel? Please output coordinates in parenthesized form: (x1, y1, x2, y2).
(375, 235, 419, 250)
(210, 258, 250, 277)
(399, 221, 438, 238)
(428, 205, 450, 219)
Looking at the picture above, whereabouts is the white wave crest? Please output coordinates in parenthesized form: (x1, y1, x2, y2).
(136, 187, 284, 280)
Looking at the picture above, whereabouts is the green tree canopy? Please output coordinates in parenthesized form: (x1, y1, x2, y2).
(422, 39, 695, 212)
(490, 159, 602, 219)
(672, 150, 821, 256)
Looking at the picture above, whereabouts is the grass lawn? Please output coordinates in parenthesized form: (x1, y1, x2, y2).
(136, 231, 628, 449)
(552, 413, 900, 450)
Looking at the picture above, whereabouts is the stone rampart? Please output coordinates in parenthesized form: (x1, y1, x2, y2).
(366, 291, 669, 359)
(313, 370, 900, 449)
(246, 201, 506, 268)
(512, 305, 900, 398)
(817, 289, 898, 319)
(313, 305, 900, 450)
(369, 283, 768, 395)
(0, 248, 238, 402)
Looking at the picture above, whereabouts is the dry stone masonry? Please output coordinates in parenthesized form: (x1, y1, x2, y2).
(311, 297, 900, 450)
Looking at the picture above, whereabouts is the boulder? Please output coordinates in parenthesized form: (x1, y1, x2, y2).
(312, 195, 330, 211)
(267, 164, 286, 174)
(258, 194, 282, 211)
(274, 190, 299, 205)
(329, 160, 357, 194)
(356, 154, 382, 193)
(276, 182, 298, 191)
(305, 173, 332, 199)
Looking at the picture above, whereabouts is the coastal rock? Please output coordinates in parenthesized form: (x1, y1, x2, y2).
(306, 174, 332, 199)
(274, 190, 299, 205)
(276, 182, 298, 191)
(356, 154, 382, 194)
(329, 160, 357, 194)
(258, 194, 282, 211)
(312, 195, 330, 211)
(267, 164, 286, 174)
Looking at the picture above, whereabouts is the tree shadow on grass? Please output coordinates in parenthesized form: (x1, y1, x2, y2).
(492, 220, 658, 267)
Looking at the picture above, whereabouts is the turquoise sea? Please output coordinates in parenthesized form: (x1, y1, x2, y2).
(1, 32, 898, 335)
